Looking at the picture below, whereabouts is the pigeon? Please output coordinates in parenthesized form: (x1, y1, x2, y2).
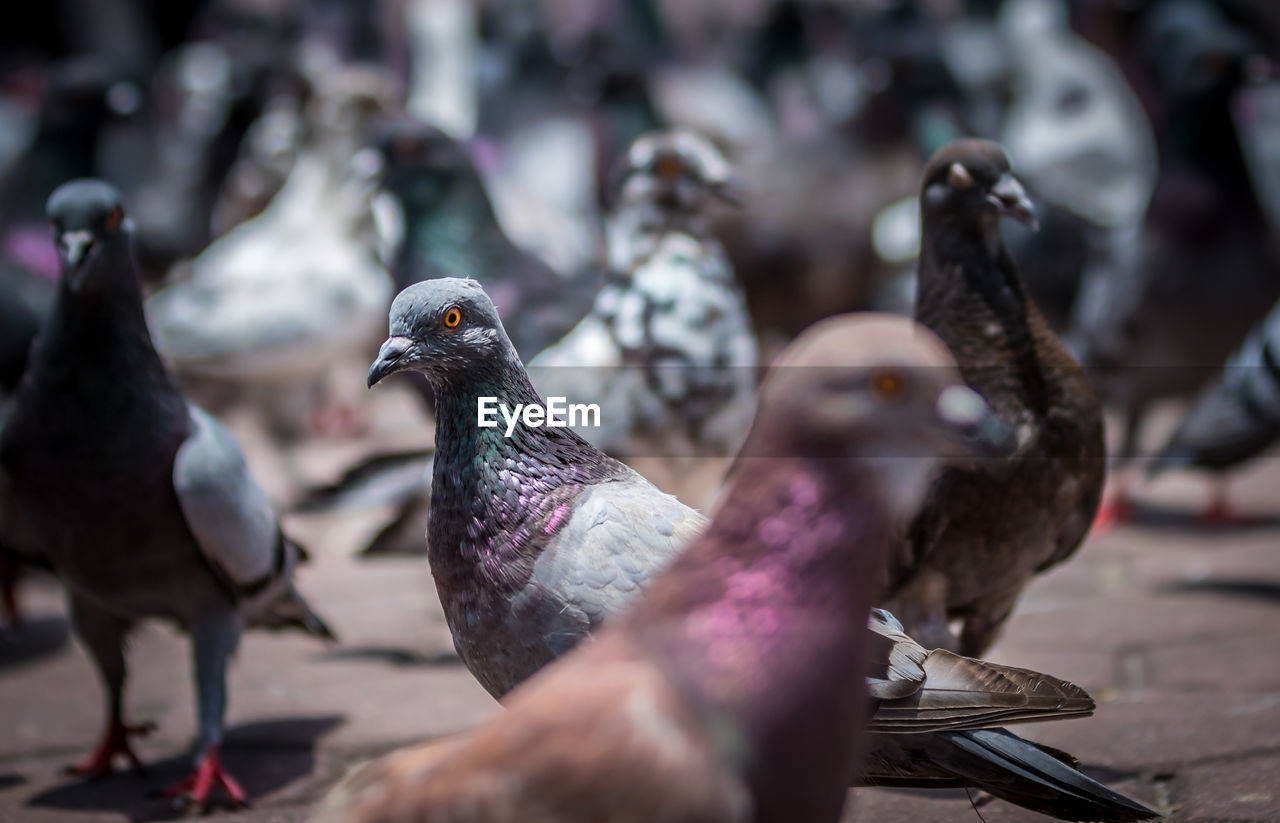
(1068, 0, 1280, 522)
(0, 181, 334, 808)
(299, 129, 754, 554)
(369, 117, 592, 363)
(896, 139, 1105, 657)
(364, 278, 1155, 821)
(1147, 296, 1280, 520)
(528, 129, 758, 459)
(319, 309, 1032, 823)
(147, 66, 397, 439)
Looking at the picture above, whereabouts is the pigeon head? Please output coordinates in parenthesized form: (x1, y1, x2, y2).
(368, 277, 515, 387)
(46, 179, 131, 290)
(920, 139, 1037, 233)
(610, 130, 741, 212)
(746, 313, 1013, 517)
(367, 117, 475, 196)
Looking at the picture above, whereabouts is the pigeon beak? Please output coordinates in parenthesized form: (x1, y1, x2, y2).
(709, 176, 745, 207)
(935, 385, 1016, 458)
(58, 229, 96, 271)
(988, 174, 1038, 231)
(368, 336, 415, 388)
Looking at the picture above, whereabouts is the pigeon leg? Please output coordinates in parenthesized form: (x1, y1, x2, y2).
(0, 552, 20, 630)
(1200, 477, 1239, 525)
(883, 568, 954, 652)
(158, 610, 246, 809)
(65, 595, 151, 777)
(958, 586, 1021, 659)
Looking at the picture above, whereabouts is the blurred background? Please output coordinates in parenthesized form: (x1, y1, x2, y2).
(2, 0, 1280, 821)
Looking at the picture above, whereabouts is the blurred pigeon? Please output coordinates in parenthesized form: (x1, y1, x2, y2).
(529, 129, 757, 459)
(1070, 0, 1280, 523)
(147, 66, 397, 439)
(1148, 296, 1280, 520)
(999, 0, 1157, 230)
(997, 0, 1158, 330)
(895, 139, 1105, 657)
(0, 181, 333, 808)
(363, 278, 1155, 821)
(370, 117, 591, 362)
(314, 312, 981, 823)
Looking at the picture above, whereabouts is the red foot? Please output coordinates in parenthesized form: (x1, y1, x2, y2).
(66, 720, 156, 777)
(1200, 497, 1244, 526)
(1, 573, 20, 630)
(156, 746, 248, 810)
(1092, 493, 1137, 535)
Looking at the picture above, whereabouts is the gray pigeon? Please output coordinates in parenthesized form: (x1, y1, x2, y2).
(529, 129, 758, 459)
(316, 312, 984, 823)
(0, 181, 333, 809)
(1148, 295, 1280, 519)
(365, 278, 1156, 821)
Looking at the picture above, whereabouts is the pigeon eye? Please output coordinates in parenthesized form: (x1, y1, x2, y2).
(870, 370, 906, 401)
(104, 205, 123, 231)
(443, 307, 463, 329)
(655, 156, 684, 180)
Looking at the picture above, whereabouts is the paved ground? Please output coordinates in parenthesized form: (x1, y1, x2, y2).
(1, 383, 1278, 823)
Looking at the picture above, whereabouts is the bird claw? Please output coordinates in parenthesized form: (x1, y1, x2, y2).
(66, 720, 156, 778)
(154, 746, 248, 811)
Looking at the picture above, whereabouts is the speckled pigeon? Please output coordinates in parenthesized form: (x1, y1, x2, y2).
(364, 278, 1155, 821)
(529, 129, 758, 459)
(0, 180, 334, 810)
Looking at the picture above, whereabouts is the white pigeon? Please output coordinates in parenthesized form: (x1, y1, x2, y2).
(148, 66, 397, 437)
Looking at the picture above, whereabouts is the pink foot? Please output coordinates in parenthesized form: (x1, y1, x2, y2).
(66, 720, 155, 777)
(156, 746, 248, 809)
(1092, 493, 1137, 535)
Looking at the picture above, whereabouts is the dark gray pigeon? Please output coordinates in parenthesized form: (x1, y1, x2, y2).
(315, 312, 982, 823)
(365, 278, 1156, 822)
(0, 180, 333, 809)
(1148, 295, 1280, 519)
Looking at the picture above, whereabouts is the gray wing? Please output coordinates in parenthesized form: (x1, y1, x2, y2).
(173, 403, 279, 587)
(512, 474, 709, 656)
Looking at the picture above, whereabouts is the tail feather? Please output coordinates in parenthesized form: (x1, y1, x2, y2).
(934, 729, 1158, 821)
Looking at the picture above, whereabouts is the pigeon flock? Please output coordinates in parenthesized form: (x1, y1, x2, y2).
(1, 0, 1278, 821)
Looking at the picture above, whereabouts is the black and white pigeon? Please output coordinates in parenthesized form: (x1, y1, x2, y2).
(315, 311, 984, 823)
(0, 181, 333, 809)
(896, 139, 1106, 657)
(528, 129, 758, 459)
(364, 278, 1155, 822)
(1148, 296, 1280, 519)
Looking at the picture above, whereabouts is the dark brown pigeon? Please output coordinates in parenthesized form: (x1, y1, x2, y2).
(895, 138, 1106, 656)
(362, 278, 1155, 822)
(316, 312, 994, 823)
(0, 180, 333, 810)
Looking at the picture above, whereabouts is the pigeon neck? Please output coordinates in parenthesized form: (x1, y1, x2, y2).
(607, 198, 713, 269)
(627, 457, 886, 822)
(427, 352, 623, 586)
(393, 169, 508, 278)
(917, 213, 1051, 415)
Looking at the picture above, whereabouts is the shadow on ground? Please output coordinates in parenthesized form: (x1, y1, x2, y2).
(1162, 578, 1280, 605)
(1123, 501, 1280, 534)
(25, 715, 343, 821)
(0, 615, 70, 671)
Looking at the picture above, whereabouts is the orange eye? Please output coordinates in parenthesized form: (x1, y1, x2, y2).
(443, 307, 462, 329)
(104, 205, 123, 231)
(870, 370, 905, 401)
(655, 155, 683, 180)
